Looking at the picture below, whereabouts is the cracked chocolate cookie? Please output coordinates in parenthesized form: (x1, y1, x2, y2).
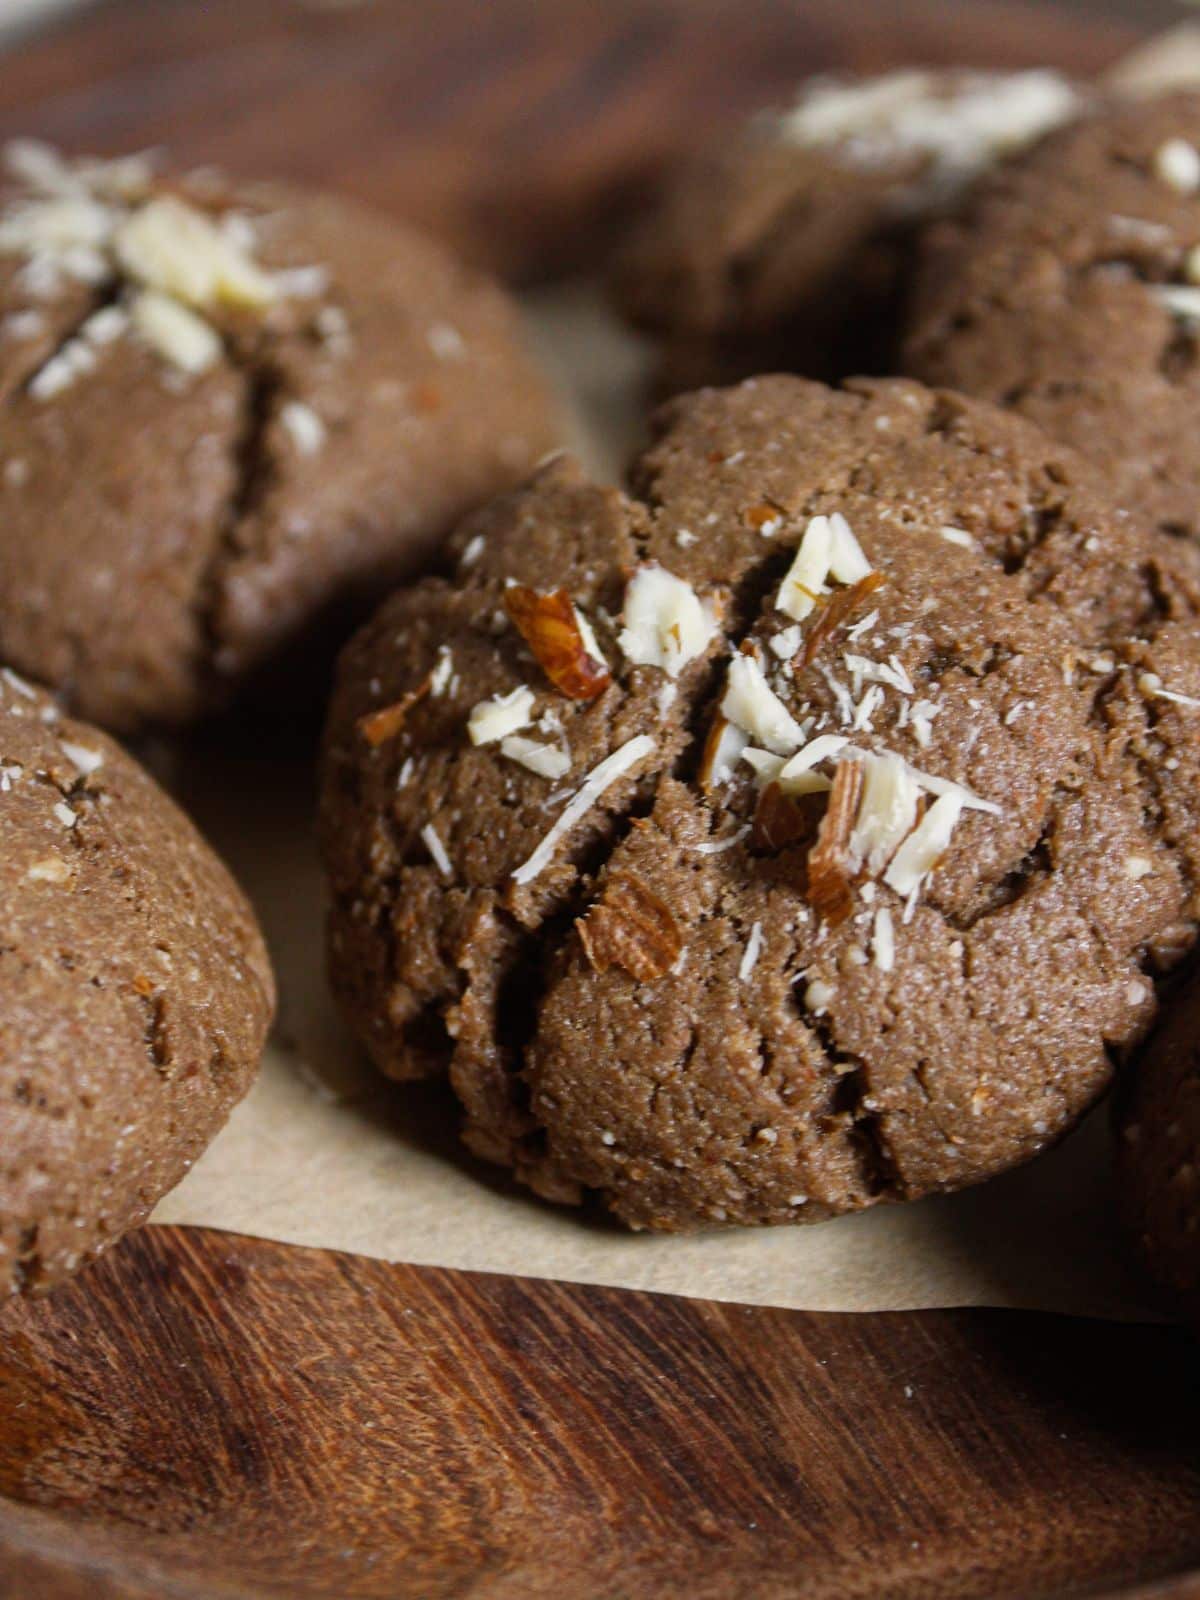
(1117, 967, 1200, 1317)
(612, 69, 1081, 394)
(320, 376, 1200, 1232)
(0, 668, 274, 1294)
(905, 91, 1200, 544)
(0, 140, 558, 732)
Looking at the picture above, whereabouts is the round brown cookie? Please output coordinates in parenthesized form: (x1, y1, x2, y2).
(612, 69, 1083, 394)
(0, 139, 559, 733)
(905, 91, 1200, 544)
(320, 376, 1200, 1232)
(1117, 967, 1200, 1317)
(0, 667, 275, 1294)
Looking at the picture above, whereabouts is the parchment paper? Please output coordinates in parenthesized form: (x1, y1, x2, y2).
(152, 32, 1200, 1319)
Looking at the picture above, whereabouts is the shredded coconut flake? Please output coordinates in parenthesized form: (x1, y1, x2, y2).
(511, 734, 654, 887)
(420, 822, 453, 879)
(871, 907, 895, 972)
(738, 921, 765, 981)
(692, 824, 751, 856)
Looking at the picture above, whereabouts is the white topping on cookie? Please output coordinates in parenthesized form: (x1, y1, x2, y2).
(511, 734, 655, 887)
(775, 70, 1079, 201)
(849, 752, 921, 875)
(420, 821, 453, 879)
(1154, 137, 1200, 195)
(871, 907, 895, 972)
(130, 289, 222, 374)
(776, 515, 834, 622)
(429, 645, 455, 697)
(738, 920, 764, 981)
(280, 400, 326, 456)
(114, 195, 276, 309)
(1, 667, 36, 699)
(499, 735, 571, 780)
(721, 652, 806, 753)
(468, 685, 536, 746)
(803, 977, 835, 1014)
(58, 740, 103, 775)
(883, 791, 964, 897)
(618, 564, 719, 677)
(53, 801, 77, 828)
(1153, 284, 1200, 322)
(1138, 670, 1200, 709)
(777, 733, 846, 794)
(1124, 855, 1154, 881)
(939, 525, 976, 548)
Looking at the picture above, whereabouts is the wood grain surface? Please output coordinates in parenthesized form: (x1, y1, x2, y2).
(2, 2, 1200, 1597)
(0, 1224, 1198, 1600)
(0, 0, 1184, 281)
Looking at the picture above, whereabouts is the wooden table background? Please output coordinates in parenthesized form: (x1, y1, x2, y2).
(2, 3, 1199, 1598)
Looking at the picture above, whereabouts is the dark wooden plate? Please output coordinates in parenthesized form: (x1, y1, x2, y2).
(2, 2, 1198, 1596)
(2, 1225, 1200, 1600)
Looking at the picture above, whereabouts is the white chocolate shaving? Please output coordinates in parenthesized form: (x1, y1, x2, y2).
(738, 921, 764, 982)
(721, 653, 806, 754)
(618, 564, 718, 677)
(500, 736, 571, 780)
(130, 289, 222, 374)
(114, 195, 277, 309)
(848, 752, 921, 875)
(871, 907, 895, 972)
(883, 792, 965, 897)
(468, 685, 535, 746)
(776, 515, 833, 622)
(511, 734, 654, 887)
(1154, 137, 1200, 194)
(420, 822, 453, 879)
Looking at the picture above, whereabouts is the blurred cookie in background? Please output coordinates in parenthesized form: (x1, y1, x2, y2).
(612, 69, 1084, 394)
(905, 91, 1200, 544)
(0, 140, 560, 733)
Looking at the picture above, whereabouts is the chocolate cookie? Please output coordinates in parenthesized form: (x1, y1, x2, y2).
(613, 69, 1082, 393)
(0, 140, 559, 732)
(905, 91, 1200, 543)
(320, 376, 1200, 1232)
(1117, 968, 1200, 1316)
(0, 668, 274, 1294)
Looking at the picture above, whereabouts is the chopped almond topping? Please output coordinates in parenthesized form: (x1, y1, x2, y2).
(744, 502, 783, 535)
(751, 782, 822, 853)
(805, 759, 865, 924)
(504, 585, 612, 701)
(577, 872, 683, 983)
(698, 714, 749, 792)
(796, 571, 886, 668)
(618, 564, 719, 677)
(357, 675, 431, 747)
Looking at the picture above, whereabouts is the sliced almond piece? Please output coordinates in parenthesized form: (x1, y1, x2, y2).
(806, 759, 865, 924)
(578, 871, 683, 982)
(504, 585, 612, 701)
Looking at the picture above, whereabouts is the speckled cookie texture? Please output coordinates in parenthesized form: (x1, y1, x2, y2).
(0, 140, 559, 732)
(1117, 969, 1200, 1316)
(320, 375, 1200, 1232)
(0, 670, 274, 1294)
(613, 69, 1082, 393)
(905, 91, 1200, 543)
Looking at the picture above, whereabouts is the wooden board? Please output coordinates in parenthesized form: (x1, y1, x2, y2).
(2, 2, 1200, 1597)
(1, 1225, 1200, 1600)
